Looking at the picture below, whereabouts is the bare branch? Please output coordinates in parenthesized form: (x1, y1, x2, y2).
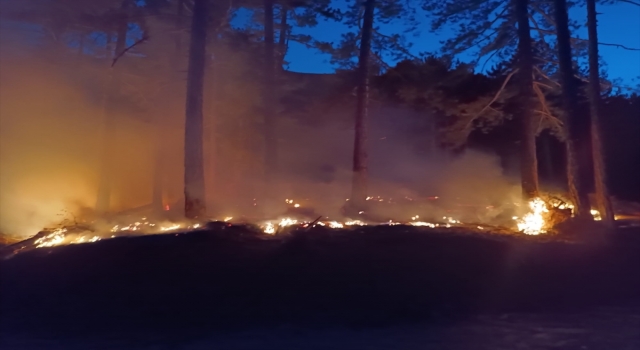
(618, 0, 640, 6)
(465, 68, 519, 129)
(533, 66, 561, 87)
(530, 27, 640, 50)
(593, 41, 640, 51)
(111, 34, 150, 67)
(531, 4, 557, 27)
(479, 46, 504, 72)
(534, 80, 555, 89)
(528, 14, 552, 52)
(533, 82, 558, 121)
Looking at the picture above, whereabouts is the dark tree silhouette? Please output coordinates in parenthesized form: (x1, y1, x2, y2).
(514, 0, 539, 199)
(553, 0, 590, 218)
(184, 0, 208, 219)
(586, 0, 614, 225)
(263, 0, 278, 196)
(350, 0, 375, 210)
(95, 0, 132, 214)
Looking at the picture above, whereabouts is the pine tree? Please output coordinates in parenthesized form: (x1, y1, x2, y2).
(184, 0, 208, 219)
(586, 0, 614, 225)
(514, 0, 539, 199)
(263, 0, 278, 200)
(349, 0, 375, 210)
(95, 0, 134, 214)
(317, 0, 416, 212)
(553, 0, 590, 219)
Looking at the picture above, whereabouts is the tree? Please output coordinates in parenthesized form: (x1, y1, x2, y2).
(95, 0, 134, 214)
(263, 0, 278, 200)
(184, 0, 208, 219)
(150, 0, 186, 214)
(314, 0, 415, 212)
(348, 0, 375, 211)
(586, 0, 614, 225)
(553, 0, 590, 219)
(514, 0, 539, 199)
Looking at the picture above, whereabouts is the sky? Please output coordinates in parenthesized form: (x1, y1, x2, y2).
(284, 1, 640, 87)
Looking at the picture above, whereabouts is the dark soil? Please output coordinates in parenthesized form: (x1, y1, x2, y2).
(1, 226, 639, 347)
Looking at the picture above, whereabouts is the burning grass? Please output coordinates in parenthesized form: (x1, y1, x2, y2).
(2, 194, 636, 260)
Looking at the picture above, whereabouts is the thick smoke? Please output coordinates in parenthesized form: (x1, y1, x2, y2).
(0, 16, 522, 240)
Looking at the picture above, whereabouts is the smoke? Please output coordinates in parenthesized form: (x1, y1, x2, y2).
(0, 14, 522, 240)
(0, 37, 157, 238)
(244, 104, 522, 225)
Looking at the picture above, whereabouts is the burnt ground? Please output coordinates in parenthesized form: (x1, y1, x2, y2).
(1, 226, 640, 349)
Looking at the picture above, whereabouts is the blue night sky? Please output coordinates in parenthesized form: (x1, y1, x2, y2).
(283, 2, 640, 87)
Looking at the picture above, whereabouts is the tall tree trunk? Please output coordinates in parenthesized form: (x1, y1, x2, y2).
(553, 0, 590, 218)
(263, 0, 278, 198)
(277, 5, 288, 69)
(349, 0, 375, 209)
(95, 3, 129, 214)
(514, 0, 539, 200)
(586, 0, 614, 226)
(152, 0, 185, 214)
(184, 0, 208, 219)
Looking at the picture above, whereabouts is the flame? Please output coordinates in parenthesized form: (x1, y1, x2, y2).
(34, 228, 67, 248)
(410, 221, 437, 228)
(20, 195, 537, 253)
(263, 222, 276, 234)
(590, 209, 602, 221)
(327, 221, 344, 229)
(515, 198, 549, 235)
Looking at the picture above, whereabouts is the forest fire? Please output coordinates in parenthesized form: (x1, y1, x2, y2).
(3, 192, 634, 259)
(34, 228, 101, 248)
(0, 194, 556, 256)
(514, 198, 550, 235)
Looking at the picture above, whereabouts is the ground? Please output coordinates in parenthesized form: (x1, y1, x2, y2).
(1, 226, 639, 349)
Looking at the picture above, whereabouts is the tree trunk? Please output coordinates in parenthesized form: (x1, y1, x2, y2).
(184, 0, 208, 219)
(349, 0, 375, 209)
(263, 0, 278, 198)
(277, 5, 288, 69)
(514, 0, 539, 200)
(95, 4, 129, 214)
(553, 0, 590, 219)
(586, 0, 614, 226)
(151, 0, 185, 214)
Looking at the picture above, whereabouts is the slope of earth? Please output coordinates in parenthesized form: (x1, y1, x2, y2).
(1, 226, 639, 349)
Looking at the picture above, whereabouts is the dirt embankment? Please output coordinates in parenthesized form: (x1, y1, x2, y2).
(1, 226, 639, 340)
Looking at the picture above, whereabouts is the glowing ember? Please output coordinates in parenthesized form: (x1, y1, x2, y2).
(444, 216, 461, 224)
(410, 221, 437, 228)
(345, 220, 365, 226)
(263, 222, 276, 234)
(327, 221, 344, 229)
(71, 236, 101, 244)
(160, 224, 182, 231)
(515, 198, 549, 235)
(590, 209, 602, 221)
(279, 218, 298, 227)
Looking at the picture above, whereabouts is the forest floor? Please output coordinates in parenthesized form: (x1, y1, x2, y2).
(1, 225, 640, 349)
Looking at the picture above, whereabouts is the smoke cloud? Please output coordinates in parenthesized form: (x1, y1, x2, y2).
(0, 16, 522, 240)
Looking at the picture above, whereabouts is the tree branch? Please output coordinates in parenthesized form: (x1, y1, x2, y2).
(618, 0, 640, 6)
(466, 68, 518, 129)
(533, 66, 561, 87)
(528, 14, 552, 52)
(111, 34, 150, 67)
(530, 27, 640, 50)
